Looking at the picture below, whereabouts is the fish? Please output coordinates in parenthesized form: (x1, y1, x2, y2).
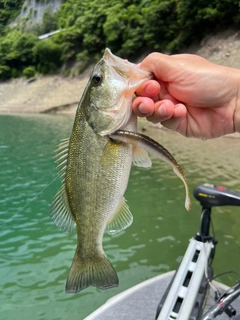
(50, 48, 191, 294)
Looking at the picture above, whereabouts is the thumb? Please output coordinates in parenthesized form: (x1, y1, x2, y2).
(139, 53, 174, 82)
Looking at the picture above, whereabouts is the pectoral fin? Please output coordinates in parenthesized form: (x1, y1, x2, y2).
(110, 130, 191, 211)
(132, 146, 152, 168)
(106, 197, 133, 235)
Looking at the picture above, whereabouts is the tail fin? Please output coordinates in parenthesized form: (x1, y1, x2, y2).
(65, 250, 119, 293)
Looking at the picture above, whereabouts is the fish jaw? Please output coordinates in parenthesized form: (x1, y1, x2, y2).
(87, 48, 152, 136)
(103, 48, 153, 92)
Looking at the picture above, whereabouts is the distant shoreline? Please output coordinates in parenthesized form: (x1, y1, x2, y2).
(1, 29, 240, 122)
(0, 74, 88, 115)
(0, 61, 95, 116)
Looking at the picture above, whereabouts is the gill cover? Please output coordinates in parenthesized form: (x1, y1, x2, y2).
(88, 48, 152, 135)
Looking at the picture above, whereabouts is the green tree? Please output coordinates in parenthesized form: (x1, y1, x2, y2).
(1, 0, 240, 80)
(52, 27, 83, 61)
(32, 39, 62, 73)
(175, 0, 240, 47)
(0, 30, 37, 69)
(23, 66, 35, 78)
(0, 65, 11, 80)
(0, 0, 24, 26)
(142, 0, 177, 51)
(103, 3, 144, 56)
(74, 0, 108, 53)
(40, 9, 58, 34)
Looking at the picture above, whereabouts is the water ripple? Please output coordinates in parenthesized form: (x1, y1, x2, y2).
(1, 116, 240, 319)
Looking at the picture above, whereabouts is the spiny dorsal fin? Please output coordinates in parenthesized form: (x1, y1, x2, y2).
(50, 185, 76, 233)
(132, 146, 152, 168)
(105, 197, 133, 235)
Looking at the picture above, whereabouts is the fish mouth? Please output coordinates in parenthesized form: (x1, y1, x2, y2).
(103, 48, 153, 89)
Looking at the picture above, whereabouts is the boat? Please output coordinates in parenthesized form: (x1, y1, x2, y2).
(85, 271, 240, 319)
(86, 184, 240, 320)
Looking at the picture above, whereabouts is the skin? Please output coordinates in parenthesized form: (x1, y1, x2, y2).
(132, 53, 240, 139)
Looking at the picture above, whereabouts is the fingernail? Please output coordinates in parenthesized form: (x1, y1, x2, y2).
(144, 84, 153, 95)
(138, 103, 149, 115)
(157, 104, 167, 117)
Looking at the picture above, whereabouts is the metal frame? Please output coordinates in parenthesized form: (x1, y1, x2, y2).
(157, 239, 214, 320)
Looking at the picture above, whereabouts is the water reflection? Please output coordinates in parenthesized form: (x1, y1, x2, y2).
(1, 115, 240, 319)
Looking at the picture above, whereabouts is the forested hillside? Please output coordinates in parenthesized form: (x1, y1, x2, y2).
(1, 0, 240, 80)
(0, 0, 24, 28)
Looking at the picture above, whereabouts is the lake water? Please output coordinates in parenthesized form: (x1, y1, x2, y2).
(1, 114, 240, 320)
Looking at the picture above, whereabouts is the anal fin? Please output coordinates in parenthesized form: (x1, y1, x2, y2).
(105, 197, 133, 235)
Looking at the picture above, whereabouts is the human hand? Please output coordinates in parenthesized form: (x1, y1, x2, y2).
(133, 53, 240, 138)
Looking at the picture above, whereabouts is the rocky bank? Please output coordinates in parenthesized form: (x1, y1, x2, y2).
(1, 29, 240, 115)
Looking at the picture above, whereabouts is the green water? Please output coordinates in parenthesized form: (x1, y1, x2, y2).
(1, 114, 240, 320)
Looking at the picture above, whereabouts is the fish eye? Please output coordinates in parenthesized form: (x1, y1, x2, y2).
(92, 73, 102, 85)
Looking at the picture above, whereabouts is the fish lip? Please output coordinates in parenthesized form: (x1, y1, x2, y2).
(103, 48, 153, 85)
(103, 48, 132, 68)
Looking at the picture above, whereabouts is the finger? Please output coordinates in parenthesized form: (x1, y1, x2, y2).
(135, 80, 160, 97)
(160, 103, 187, 131)
(146, 100, 175, 123)
(139, 53, 173, 81)
(132, 97, 155, 117)
(172, 103, 187, 119)
(137, 79, 180, 105)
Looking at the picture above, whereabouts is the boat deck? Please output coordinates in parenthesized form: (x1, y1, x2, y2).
(85, 271, 240, 320)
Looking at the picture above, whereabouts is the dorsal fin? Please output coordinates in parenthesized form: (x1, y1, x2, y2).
(132, 146, 152, 168)
(50, 185, 76, 233)
(105, 197, 133, 235)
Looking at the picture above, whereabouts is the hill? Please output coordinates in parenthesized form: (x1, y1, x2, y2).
(1, 29, 240, 115)
(1, 0, 240, 81)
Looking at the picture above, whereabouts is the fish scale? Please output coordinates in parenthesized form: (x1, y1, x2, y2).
(50, 48, 191, 294)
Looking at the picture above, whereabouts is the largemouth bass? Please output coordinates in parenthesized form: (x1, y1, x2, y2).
(50, 48, 191, 294)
